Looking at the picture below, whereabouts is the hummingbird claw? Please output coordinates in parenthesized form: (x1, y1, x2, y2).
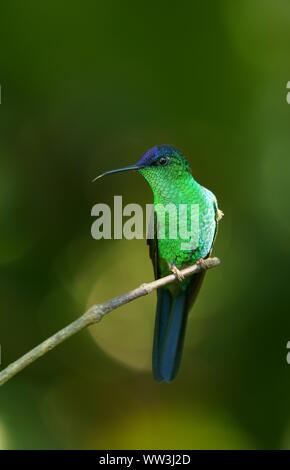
(169, 264, 185, 282)
(196, 258, 207, 270)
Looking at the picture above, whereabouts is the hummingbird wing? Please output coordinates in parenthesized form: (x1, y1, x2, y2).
(147, 210, 176, 380)
(147, 210, 160, 279)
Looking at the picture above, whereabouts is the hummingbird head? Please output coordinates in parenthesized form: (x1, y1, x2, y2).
(136, 145, 191, 189)
(93, 145, 192, 191)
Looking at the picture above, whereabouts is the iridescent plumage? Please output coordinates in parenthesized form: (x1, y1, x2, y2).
(137, 145, 221, 381)
(94, 145, 222, 382)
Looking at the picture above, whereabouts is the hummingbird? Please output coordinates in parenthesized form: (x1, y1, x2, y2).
(94, 145, 223, 382)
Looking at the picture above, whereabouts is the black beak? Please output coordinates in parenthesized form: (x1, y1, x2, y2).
(92, 164, 144, 182)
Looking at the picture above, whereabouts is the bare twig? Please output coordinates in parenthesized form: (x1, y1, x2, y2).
(0, 257, 220, 386)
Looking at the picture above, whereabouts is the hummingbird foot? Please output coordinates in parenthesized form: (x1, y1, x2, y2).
(196, 258, 207, 270)
(169, 263, 185, 282)
(216, 209, 224, 221)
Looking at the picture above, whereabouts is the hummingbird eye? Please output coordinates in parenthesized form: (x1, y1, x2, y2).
(158, 156, 170, 166)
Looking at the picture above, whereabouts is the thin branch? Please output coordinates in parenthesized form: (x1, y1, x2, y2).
(0, 257, 220, 386)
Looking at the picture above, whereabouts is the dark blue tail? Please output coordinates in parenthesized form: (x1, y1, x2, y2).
(152, 273, 205, 382)
(153, 288, 188, 382)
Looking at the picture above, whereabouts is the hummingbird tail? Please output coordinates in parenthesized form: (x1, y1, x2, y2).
(152, 272, 206, 382)
(153, 288, 187, 382)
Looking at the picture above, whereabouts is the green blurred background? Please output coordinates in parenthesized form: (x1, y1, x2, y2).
(1, 0, 290, 450)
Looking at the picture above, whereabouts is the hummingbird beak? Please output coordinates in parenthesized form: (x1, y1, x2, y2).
(92, 164, 144, 182)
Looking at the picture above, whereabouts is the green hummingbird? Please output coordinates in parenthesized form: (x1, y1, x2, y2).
(94, 145, 223, 382)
